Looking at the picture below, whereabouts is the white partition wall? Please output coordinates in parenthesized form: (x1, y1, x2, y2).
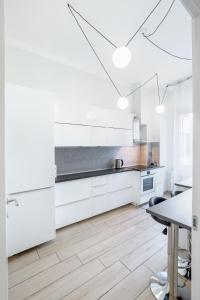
(181, 1, 200, 299)
(0, 0, 8, 299)
(192, 13, 200, 300)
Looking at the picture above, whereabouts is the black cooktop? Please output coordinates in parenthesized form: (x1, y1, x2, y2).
(132, 165, 163, 171)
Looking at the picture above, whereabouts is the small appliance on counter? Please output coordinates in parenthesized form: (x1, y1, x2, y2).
(115, 159, 124, 169)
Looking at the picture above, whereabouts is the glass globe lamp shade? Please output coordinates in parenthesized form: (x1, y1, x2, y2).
(112, 46, 131, 68)
(117, 97, 129, 110)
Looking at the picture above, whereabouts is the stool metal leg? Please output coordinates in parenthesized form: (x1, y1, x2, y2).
(149, 230, 171, 300)
(168, 224, 179, 300)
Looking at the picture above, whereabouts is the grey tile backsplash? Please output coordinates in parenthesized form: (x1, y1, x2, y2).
(55, 146, 140, 175)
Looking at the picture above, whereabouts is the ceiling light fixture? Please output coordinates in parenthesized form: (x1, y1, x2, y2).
(156, 104, 165, 114)
(112, 46, 131, 68)
(117, 97, 129, 110)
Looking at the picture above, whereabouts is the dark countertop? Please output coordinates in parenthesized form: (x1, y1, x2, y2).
(175, 178, 192, 189)
(55, 165, 164, 183)
(146, 189, 192, 230)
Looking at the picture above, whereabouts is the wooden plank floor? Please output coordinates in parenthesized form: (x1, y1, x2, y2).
(8, 204, 167, 300)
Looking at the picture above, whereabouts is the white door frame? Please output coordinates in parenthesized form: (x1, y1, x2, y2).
(0, 1, 200, 300)
(180, 1, 200, 300)
(0, 0, 8, 300)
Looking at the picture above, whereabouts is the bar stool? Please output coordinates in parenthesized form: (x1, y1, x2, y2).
(149, 197, 170, 300)
(149, 197, 191, 300)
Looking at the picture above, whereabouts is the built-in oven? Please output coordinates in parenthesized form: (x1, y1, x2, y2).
(140, 170, 156, 195)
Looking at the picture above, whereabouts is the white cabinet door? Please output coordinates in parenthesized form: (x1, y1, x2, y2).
(6, 84, 55, 194)
(108, 172, 134, 192)
(107, 188, 133, 210)
(7, 188, 55, 257)
(90, 127, 108, 146)
(92, 194, 108, 215)
(56, 199, 92, 229)
(55, 123, 91, 146)
(55, 179, 91, 206)
(55, 100, 133, 129)
(106, 128, 132, 146)
(55, 101, 95, 126)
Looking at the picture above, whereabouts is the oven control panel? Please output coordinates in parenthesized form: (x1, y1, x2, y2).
(140, 169, 155, 177)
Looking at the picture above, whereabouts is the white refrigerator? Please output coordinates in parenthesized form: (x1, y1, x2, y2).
(5, 84, 56, 256)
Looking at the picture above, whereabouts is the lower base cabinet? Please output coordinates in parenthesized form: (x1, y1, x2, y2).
(55, 172, 136, 229)
(107, 188, 134, 211)
(92, 194, 108, 216)
(7, 187, 55, 257)
(55, 199, 92, 229)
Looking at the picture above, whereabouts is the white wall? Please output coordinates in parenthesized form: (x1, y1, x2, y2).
(5, 45, 134, 112)
(160, 79, 192, 191)
(0, 0, 8, 299)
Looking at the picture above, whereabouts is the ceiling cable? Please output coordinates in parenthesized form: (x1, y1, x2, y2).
(125, 0, 163, 46)
(142, 34, 192, 61)
(68, 3, 162, 101)
(67, 2, 192, 61)
(68, 4, 122, 97)
(161, 85, 168, 104)
(156, 73, 161, 104)
(125, 73, 158, 98)
(161, 74, 192, 104)
(145, 0, 176, 38)
(68, 4, 117, 48)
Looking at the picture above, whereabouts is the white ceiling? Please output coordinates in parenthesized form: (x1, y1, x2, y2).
(5, 0, 192, 91)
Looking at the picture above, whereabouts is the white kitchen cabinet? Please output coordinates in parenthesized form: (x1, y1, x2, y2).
(7, 188, 55, 257)
(107, 172, 134, 192)
(90, 127, 108, 146)
(55, 100, 133, 129)
(5, 84, 55, 194)
(107, 187, 134, 210)
(54, 100, 133, 147)
(55, 179, 91, 206)
(55, 124, 133, 147)
(56, 199, 92, 229)
(55, 171, 136, 229)
(132, 87, 160, 142)
(55, 123, 91, 146)
(106, 128, 133, 146)
(92, 194, 108, 215)
(154, 168, 164, 196)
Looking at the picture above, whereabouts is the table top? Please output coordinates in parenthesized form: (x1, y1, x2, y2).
(146, 189, 192, 230)
(175, 178, 192, 189)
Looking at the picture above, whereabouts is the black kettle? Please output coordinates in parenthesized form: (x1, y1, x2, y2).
(115, 159, 124, 169)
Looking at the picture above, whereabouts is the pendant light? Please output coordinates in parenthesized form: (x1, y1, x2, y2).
(156, 104, 165, 114)
(117, 97, 129, 109)
(112, 46, 131, 68)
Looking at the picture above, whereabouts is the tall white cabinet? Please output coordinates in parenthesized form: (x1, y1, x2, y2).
(5, 84, 56, 256)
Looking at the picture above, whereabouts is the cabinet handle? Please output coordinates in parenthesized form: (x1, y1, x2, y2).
(7, 199, 19, 207)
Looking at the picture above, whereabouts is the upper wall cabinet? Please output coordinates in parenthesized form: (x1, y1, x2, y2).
(54, 100, 133, 147)
(132, 88, 160, 143)
(55, 101, 132, 129)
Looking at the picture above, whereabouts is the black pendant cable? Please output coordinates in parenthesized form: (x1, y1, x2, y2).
(67, 1, 192, 61)
(68, 4, 162, 100)
(67, 1, 192, 105)
(142, 0, 192, 61)
(68, 3, 122, 97)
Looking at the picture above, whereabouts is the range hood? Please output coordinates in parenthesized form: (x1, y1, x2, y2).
(133, 117, 147, 144)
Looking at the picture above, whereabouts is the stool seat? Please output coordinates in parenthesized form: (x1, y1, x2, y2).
(149, 197, 170, 228)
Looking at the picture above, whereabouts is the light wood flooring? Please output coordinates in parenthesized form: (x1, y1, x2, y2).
(8, 204, 167, 300)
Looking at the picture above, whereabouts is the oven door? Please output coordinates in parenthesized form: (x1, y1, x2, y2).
(141, 175, 155, 195)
